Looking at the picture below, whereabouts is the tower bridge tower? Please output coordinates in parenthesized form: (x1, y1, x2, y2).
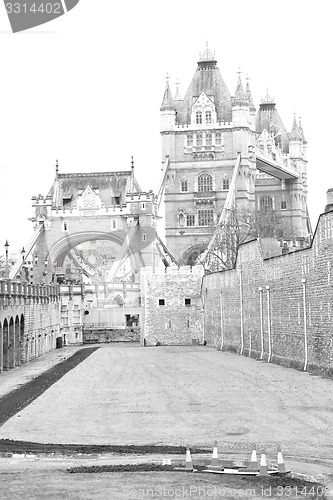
(29, 164, 163, 286)
(161, 45, 310, 265)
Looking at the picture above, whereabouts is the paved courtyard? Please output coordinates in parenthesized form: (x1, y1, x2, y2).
(0, 344, 333, 465)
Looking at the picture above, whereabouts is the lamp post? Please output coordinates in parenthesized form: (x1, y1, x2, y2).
(4, 240, 9, 279)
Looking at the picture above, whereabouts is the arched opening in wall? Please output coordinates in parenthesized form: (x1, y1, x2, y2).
(20, 314, 26, 365)
(0, 321, 3, 373)
(15, 315, 20, 368)
(112, 295, 124, 307)
(9, 317, 15, 369)
(3, 319, 8, 371)
(181, 244, 207, 266)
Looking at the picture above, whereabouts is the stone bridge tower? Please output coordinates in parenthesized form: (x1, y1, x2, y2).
(30, 162, 162, 286)
(161, 45, 311, 265)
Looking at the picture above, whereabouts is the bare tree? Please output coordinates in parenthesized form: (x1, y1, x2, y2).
(202, 207, 297, 272)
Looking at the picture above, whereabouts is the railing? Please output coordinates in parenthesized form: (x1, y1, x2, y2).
(0, 280, 60, 299)
(83, 323, 139, 329)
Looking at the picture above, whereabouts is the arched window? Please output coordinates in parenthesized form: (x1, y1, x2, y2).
(215, 133, 222, 145)
(205, 111, 212, 123)
(206, 133, 212, 146)
(197, 173, 213, 192)
(196, 112, 202, 124)
(260, 196, 273, 211)
(187, 134, 193, 147)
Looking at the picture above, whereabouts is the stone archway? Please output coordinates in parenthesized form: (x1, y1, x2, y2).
(0, 321, 2, 373)
(14, 316, 20, 367)
(112, 295, 124, 307)
(181, 244, 207, 266)
(20, 314, 26, 365)
(9, 317, 15, 369)
(3, 319, 9, 371)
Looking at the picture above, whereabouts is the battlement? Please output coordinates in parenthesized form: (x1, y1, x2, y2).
(31, 190, 159, 220)
(142, 264, 203, 277)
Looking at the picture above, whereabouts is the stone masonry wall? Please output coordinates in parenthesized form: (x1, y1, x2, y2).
(141, 266, 204, 346)
(0, 283, 60, 372)
(203, 211, 333, 374)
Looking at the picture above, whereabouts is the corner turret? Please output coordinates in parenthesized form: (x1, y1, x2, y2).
(232, 71, 249, 127)
(160, 76, 176, 131)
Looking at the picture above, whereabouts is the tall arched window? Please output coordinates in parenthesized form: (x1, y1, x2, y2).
(260, 196, 273, 211)
(215, 133, 222, 145)
(206, 133, 212, 146)
(205, 111, 212, 123)
(196, 112, 202, 124)
(187, 134, 193, 147)
(198, 173, 213, 192)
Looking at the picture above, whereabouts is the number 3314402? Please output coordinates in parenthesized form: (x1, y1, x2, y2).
(5, 3, 62, 14)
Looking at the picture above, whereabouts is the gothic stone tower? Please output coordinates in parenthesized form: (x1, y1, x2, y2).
(161, 46, 310, 264)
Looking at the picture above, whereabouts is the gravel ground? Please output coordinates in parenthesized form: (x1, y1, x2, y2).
(0, 344, 333, 496)
(0, 347, 99, 427)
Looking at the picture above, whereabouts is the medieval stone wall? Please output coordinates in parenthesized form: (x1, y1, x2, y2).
(203, 210, 333, 374)
(141, 265, 204, 346)
(0, 283, 60, 373)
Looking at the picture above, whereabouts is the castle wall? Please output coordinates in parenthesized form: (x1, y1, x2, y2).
(0, 283, 60, 373)
(203, 211, 333, 374)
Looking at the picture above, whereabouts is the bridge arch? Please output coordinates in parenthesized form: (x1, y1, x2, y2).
(45, 231, 141, 281)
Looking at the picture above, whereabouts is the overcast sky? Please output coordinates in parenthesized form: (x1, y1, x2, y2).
(0, 0, 332, 254)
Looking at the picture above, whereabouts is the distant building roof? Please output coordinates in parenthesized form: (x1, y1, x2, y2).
(48, 171, 142, 209)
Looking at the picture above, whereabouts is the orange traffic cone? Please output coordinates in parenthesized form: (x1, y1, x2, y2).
(185, 445, 193, 471)
(249, 447, 259, 470)
(210, 441, 219, 468)
(277, 445, 286, 473)
(259, 448, 268, 476)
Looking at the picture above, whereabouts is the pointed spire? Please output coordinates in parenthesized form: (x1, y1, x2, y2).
(233, 69, 247, 106)
(199, 41, 216, 62)
(290, 113, 302, 141)
(160, 73, 176, 111)
(130, 156, 135, 194)
(298, 116, 307, 144)
(261, 88, 275, 105)
(245, 76, 255, 110)
(174, 79, 181, 100)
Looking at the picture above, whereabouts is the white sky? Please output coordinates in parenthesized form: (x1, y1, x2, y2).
(0, 0, 332, 254)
